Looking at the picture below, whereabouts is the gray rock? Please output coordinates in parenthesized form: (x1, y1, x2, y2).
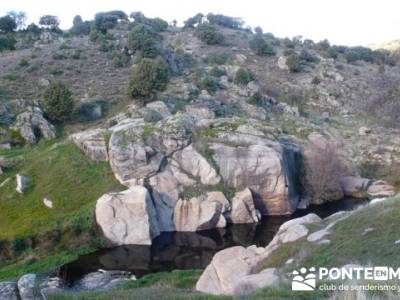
(174, 192, 229, 231)
(70, 128, 109, 161)
(231, 268, 279, 296)
(145, 101, 171, 119)
(17, 273, 36, 300)
(340, 176, 371, 198)
(74, 270, 132, 291)
(0, 282, 19, 300)
(230, 188, 260, 224)
(11, 107, 56, 144)
(16, 174, 29, 194)
(367, 180, 395, 198)
(95, 187, 160, 245)
(40, 276, 65, 297)
(307, 228, 330, 242)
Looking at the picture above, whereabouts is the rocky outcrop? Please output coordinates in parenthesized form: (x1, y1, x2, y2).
(230, 188, 260, 224)
(11, 107, 56, 144)
(174, 192, 229, 231)
(211, 142, 300, 215)
(95, 187, 160, 245)
(196, 213, 322, 296)
(340, 176, 395, 198)
(17, 273, 36, 300)
(70, 128, 109, 161)
(0, 282, 19, 300)
(172, 145, 221, 185)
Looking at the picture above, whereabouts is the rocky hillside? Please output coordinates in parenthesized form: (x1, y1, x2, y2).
(0, 11, 400, 299)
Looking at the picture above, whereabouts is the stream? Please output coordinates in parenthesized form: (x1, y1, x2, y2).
(59, 198, 366, 284)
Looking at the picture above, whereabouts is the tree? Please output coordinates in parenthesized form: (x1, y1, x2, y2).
(183, 13, 204, 28)
(94, 11, 127, 33)
(249, 34, 276, 56)
(206, 13, 243, 29)
(72, 15, 83, 26)
(195, 23, 224, 45)
(127, 58, 169, 100)
(39, 15, 60, 29)
(42, 82, 74, 122)
(234, 68, 254, 85)
(0, 34, 17, 51)
(254, 26, 263, 35)
(0, 15, 17, 33)
(127, 24, 161, 58)
(7, 11, 26, 29)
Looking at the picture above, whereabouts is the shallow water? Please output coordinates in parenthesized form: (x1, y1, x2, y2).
(59, 198, 365, 283)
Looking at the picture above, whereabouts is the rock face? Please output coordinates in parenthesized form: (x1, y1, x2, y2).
(0, 282, 19, 300)
(11, 107, 56, 144)
(340, 176, 395, 198)
(174, 192, 229, 231)
(17, 273, 36, 300)
(230, 188, 260, 224)
(70, 128, 109, 161)
(16, 174, 29, 194)
(211, 143, 300, 215)
(95, 187, 160, 245)
(367, 180, 395, 198)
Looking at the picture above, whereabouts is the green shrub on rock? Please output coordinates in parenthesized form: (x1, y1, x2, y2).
(234, 68, 254, 85)
(127, 58, 169, 100)
(42, 82, 74, 122)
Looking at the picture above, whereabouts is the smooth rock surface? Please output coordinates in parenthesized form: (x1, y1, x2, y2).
(230, 188, 260, 224)
(70, 128, 109, 161)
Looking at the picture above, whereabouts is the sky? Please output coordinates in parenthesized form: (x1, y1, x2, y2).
(1, 0, 400, 46)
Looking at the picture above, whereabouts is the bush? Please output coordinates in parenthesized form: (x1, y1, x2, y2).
(311, 76, 321, 85)
(130, 12, 168, 32)
(0, 34, 16, 51)
(234, 68, 254, 85)
(127, 58, 169, 100)
(42, 82, 74, 122)
(203, 52, 230, 65)
(0, 15, 17, 33)
(183, 13, 204, 28)
(127, 24, 160, 58)
(206, 13, 243, 29)
(286, 54, 302, 72)
(70, 21, 91, 36)
(249, 35, 276, 56)
(199, 76, 219, 93)
(209, 66, 226, 77)
(195, 23, 224, 45)
(299, 49, 319, 63)
(18, 58, 29, 67)
(111, 51, 130, 67)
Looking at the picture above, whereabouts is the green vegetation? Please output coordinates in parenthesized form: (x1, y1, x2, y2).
(249, 34, 276, 56)
(0, 15, 17, 33)
(0, 34, 17, 51)
(42, 82, 74, 122)
(234, 68, 254, 85)
(195, 23, 224, 45)
(0, 141, 122, 279)
(203, 52, 231, 65)
(127, 57, 169, 100)
(206, 13, 243, 29)
(127, 24, 161, 58)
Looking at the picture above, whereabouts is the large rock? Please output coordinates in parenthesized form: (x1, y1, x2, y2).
(95, 187, 160, 245)
(196, 245, 270, 295)
(70, 128, 109, 161)
(210, 142, 301, 215)
(174, 192, 229, 231)
(16, 174, 29, 194)
(17, 273, 36, 300)
(11, 107, 56, 144)
(230, 188, 260, 224)
(0, 282, 19, 300)
(367, 180, 395, 198)
(340, 176, 371, 198)
(172, 145, 221, 185)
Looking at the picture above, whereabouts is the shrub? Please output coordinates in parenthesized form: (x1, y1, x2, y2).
(0, 15, 17, 33)
(127, 58, 169, 100)
(111, 51, 130, 67)
(249, 35, 276, 56)
(299, 49, 319, 63)
(286, 54, 302, 72)
(234, 68, 254, 85)
(206, 13, 243, 29)
(195, 23, 224, 45)
(127, 24, 160, 58)
(209, 66, 226, 77)
(39, 15, 59, 29)
(0, 34, 16, 51)
(199, 76, 219, 93)
(130, 12, 168, 32)
(183, 13, 204, 28)
(70, 21, 91, 36)
(42, 82, 74, 122)
(311, 76, 321, 85)
(18, 58, 29, 67)
(203, 52, 230, 65)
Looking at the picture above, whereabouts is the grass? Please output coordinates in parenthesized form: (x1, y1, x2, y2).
(0, 139, 123, 279)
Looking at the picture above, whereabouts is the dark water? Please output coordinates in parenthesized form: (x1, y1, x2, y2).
(59, 198, 365, 283)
